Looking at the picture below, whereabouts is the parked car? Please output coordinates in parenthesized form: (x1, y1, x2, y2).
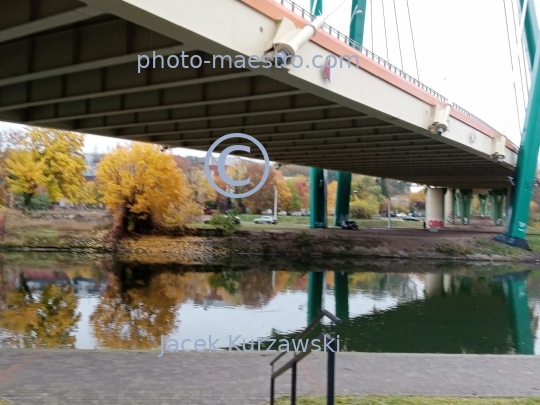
(278, 211, 288, 216)
(261, 209, 272, 215)
(253, 215, 278, 224)
(290, 211, 303, 216)
(204, 209, 217, 215)
(403, 215, 420, 222)
(205, 215, 241, 224)
(396, 212, 407, 218)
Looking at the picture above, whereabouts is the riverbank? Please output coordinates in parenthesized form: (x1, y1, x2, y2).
(2, 209, 540, 261)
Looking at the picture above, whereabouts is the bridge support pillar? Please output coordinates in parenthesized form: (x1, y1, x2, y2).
(334, 271, 349, 320)
(490, 189, 506, 226)
(307, 271, 324, 324)
(455, 192, 461, 217)
(457, 189, 473, 225)
(426, 188, 444, 228)
(444, 188, 454, 225)
(310, 168, 327, 228)
(478, 194, 488, 217)
(334, 172, 352, 226)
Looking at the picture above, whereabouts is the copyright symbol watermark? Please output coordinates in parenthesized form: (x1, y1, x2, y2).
(204, 133, 270, 198)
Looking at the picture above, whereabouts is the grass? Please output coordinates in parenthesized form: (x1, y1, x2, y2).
(189, 216, 422, 231)
(274, 396, 540, 405)
(472, 234, 540, 258)
(0, 208, 112, 249)
(436, 243, 472, 256)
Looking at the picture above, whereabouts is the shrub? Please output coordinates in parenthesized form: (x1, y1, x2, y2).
(349, 197, 379, 219)
(208, 213, 240, 236)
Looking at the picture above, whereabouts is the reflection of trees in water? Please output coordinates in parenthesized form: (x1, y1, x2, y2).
(0, 275, 80, 348)
(208, 272, 240, 295)
(90, 272, 181, 350)
(236, 270, 275, 308)
(347, 272, 421, 303)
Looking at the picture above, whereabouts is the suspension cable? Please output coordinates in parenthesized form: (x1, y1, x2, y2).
(503, 0, 523, 133)
(370, 0, 374, 51)
(381, 0, 389, 60)
(509, 0, 529, 111)
(405, 0, 420, 80)
(392, 0, 404, 70)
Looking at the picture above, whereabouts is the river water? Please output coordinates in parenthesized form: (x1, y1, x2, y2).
(0, 252, 539, 354)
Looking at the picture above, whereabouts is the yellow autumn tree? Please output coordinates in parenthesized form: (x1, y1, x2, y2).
(186, 168, 217, 207)
(27, 128, 87, 203)
(6, 150, 47, 207)
(96, 143, 194, 234)
(6, 128, 86, 206)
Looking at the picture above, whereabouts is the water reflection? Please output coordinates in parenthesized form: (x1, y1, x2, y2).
(0, 254, 539, 354)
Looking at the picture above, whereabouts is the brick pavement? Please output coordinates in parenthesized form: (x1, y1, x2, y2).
(0, 349, 540, 404)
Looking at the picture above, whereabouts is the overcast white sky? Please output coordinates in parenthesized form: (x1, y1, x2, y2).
(0, 0, 536, 154)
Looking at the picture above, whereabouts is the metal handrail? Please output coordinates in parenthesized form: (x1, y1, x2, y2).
(273, 0, 504, 136)
(270, 310, 341, 405)
(270, 309, 340, 366)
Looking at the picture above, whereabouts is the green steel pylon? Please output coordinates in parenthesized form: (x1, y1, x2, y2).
(310, 0, 323, 16)
(334, 0, 367, 226)
(310, 167, 327, 228)
(519, 0, 538, 66)
(497, 51, 540, 248)
(495, 0, 539, 249)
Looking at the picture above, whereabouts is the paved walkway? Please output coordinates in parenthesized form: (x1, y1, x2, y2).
(1, 350, 540, 404)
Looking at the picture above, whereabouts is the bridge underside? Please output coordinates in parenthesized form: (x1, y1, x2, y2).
(0, 0, 514, 189)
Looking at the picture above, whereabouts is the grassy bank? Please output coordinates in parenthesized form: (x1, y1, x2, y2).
(189, 215, 423, 230)
(0, 208, 112, 250)
(275, 396, 540, 405)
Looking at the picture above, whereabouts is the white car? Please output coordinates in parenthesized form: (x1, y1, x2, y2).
(253, 215, 278, 224)
(278, 211, 288, 216)
(261, 209, 273, 215)
(396, 213, 407, 218)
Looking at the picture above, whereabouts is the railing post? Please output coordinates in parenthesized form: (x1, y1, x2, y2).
(270, 377, 275, 405)
(327, 337, 336, 405)
(291, 362, 297, 405)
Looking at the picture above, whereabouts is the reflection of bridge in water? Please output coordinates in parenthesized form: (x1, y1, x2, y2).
(301, 270, 536, 355)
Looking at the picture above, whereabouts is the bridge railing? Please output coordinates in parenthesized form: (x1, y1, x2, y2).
(273, 0, 503, 137)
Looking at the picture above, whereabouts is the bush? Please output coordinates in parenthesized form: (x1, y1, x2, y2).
(207, 213, 240, 236)
(14, 193, 51, 211)
(350, 197, 379, 219)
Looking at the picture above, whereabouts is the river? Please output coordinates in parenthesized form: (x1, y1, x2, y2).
(0, 252, 539, 354)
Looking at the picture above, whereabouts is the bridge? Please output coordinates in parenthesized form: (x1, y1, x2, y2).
(0, 0, 538, 245)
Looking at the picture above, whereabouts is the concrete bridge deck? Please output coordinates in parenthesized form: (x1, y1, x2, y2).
(1, 349, 540, 404)
(0, 0, 518, 189)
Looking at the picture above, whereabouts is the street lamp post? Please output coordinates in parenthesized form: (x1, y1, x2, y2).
(274, 187, 278, 220)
